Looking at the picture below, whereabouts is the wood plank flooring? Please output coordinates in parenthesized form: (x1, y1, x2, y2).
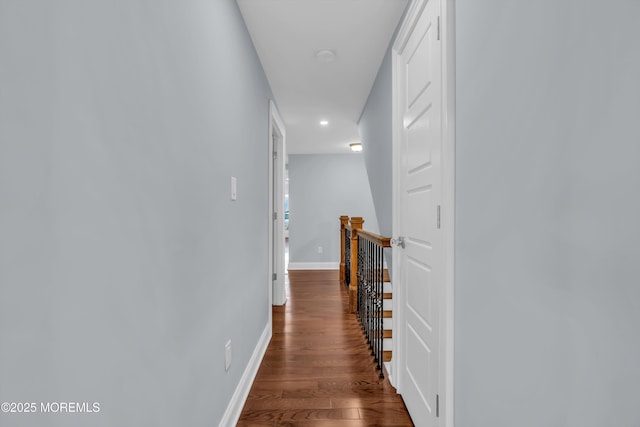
(238, 270, 414, 426)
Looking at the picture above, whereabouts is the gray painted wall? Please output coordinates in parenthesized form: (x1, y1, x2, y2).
(0, 2, 272, 426)
(455, 1, 640, 426)
(358, 46, 394, 241)
(288, 154, 379, 265)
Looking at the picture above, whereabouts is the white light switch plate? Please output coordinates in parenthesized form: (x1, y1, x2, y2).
(225, 340, 232, 371)
(231, 177, 237, 201)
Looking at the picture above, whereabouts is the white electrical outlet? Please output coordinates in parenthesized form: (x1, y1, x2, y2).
(318, 246, 323, 254)
(231, 177, 237, 201)
(224, 340, 232, 372)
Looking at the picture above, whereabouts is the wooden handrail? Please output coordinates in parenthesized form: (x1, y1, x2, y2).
(356, 229, 391, 248)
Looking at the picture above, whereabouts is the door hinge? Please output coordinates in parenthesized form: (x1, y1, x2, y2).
(437, 16, 441, 41)
(272, 273, 277, 281)
(436, 394, 440, 417)
(273, 150, 278, 159)
(273, 211, 277, 220)
(437, 205, 441, 229)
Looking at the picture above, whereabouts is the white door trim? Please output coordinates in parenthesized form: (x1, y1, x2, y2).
(391, 0, 455, 425)
(441, 1, 456, 424)
(269, 100, 287, 307)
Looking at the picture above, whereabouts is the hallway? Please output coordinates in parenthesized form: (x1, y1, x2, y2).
(238, 270, 413, 426)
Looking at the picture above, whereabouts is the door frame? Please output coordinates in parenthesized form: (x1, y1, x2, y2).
(269, 100, 287, 307)
(391, 0, 455, 425)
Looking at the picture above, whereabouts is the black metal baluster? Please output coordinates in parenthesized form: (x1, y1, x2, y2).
(377, 244, 383, 377)
(372, 239, 377, 362)
(372, 244, 380, 369)
(351, 234, 389, 379)
(358, 236, 364, 328)
(368, 239, 374, 357)
(364, 238, 369, 346)
(376, 243, 381, 370)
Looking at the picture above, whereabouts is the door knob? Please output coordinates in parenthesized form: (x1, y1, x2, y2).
(392, 236, 406, 249)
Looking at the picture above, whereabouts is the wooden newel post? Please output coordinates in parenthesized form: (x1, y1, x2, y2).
(339, 216, 349, 287)
(349, 217, 364, 313)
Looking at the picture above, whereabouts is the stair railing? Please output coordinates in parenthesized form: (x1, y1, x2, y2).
(340, 216, 391, 378)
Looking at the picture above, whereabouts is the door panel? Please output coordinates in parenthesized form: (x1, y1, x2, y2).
(406, 258, 433, 330)
(396, 0, 442, 425)
(406, 324, 433, 411)
(406, 184, 433, 243)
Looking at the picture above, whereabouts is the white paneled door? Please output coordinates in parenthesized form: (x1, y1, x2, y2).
(393, 0, 444, 426)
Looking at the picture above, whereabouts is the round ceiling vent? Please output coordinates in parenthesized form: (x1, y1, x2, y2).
(315, 49, 336, 63)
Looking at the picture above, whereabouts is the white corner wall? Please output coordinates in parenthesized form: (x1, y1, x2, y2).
(0, 2, 272, 426)
(455, 1, 640, 426)
(358, 47, 394, 240)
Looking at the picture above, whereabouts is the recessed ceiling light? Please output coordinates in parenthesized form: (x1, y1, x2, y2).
(350, 143, 363, 152)
(320, 120, 329, 126)
(315, 49, 336, 63)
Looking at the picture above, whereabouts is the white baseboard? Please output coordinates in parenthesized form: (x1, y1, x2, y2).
(384, 361, 395, 388)
(287, 262, 339, 271)
(218, 323, 271, 427)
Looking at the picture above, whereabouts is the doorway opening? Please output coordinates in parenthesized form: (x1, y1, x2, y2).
(269, 101, 287, 307)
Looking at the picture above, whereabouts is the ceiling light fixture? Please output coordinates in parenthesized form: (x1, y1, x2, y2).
(315, 49, 336, 63)
(350, 143, 363, 152)
(320, 120, 329, 126)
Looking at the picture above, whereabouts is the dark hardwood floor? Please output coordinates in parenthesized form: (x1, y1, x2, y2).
(238, 270, 414, 426)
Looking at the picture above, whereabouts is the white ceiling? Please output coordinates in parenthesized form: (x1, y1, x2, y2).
(237, 0, 408, 154)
